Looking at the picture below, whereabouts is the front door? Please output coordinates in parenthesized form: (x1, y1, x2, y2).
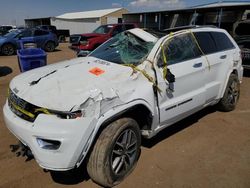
(154, 32, 207, 127)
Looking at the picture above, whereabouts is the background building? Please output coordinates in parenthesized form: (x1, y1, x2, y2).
(123, 1, 250, 34)
(51, 8, 128, 34)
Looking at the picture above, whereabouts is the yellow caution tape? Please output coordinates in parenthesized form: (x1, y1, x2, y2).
(124, 64, 162, 92)
(9, 101, 35, 118)
(34, 108, 51, 114)
(160, 32, 175, 80)
(189, 30, 211, 71)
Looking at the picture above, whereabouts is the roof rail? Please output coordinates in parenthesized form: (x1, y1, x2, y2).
(163, 25, 218, 33)
(143, 25, 218, 38)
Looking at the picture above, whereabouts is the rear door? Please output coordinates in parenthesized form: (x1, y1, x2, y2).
(33, 30, 50, 48)
(194, 31, 236, 102)
(154, 32, 206, 126)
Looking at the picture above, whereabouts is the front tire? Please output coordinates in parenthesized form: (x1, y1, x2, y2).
(218, 74, 240, 112)
(1, 43, 15, 56)
(87, 118, 141, 187)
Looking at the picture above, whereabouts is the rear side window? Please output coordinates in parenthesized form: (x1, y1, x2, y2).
(194, 32, 217, 55)
(210, 32, 235, 51)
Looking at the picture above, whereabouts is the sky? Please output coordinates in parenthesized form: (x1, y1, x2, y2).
(0, 0, 249, 26)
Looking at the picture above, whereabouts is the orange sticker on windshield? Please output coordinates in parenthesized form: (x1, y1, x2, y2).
(89, 67, 105, 76)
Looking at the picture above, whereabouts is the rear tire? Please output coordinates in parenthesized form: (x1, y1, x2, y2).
(44, 41, 55, 52)
(218, 74, 240, 112)
(1, 43, 15, 56)
(87, 118, 141, 187)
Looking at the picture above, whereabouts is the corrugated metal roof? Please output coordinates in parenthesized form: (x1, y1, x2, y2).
(56, 8, 124, 19)
(193, 1, 250, 8)
(124, 1, 250, 15)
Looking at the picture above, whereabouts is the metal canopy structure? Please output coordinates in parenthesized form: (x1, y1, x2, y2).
(123, 1, 250, 33)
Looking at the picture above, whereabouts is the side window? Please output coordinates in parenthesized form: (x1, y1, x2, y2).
(210, 32, 235, 51)
(34, 30, 49, 36)
(16, 30, 32, 38)
(48, 26, 56, 32)
(125, 24, 135, 30)
(112, 25, 123, 36)
(158, 33, 201, 66)
(194, 32, 217, 55)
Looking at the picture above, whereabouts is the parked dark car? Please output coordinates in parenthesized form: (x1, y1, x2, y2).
(0, 29, 58, 56)
(69, 23, 137, 56)
(233, 20, 250, 69)
(36, 25, 70, 42)
(0, 25, 16, 36)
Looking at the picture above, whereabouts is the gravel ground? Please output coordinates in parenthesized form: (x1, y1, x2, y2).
(0, 43, 250, 188)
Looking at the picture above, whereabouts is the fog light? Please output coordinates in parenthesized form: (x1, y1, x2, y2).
(37, 138, 61, 150)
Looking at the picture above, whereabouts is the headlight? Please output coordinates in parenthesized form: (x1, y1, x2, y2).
(49, 110, 84, 119)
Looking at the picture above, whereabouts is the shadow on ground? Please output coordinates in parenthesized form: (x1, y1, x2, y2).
(0, 66, 12, 77)
(142, 106, 216, 148)
(50, 161, 90, 185)
(49, 49, 62, 53)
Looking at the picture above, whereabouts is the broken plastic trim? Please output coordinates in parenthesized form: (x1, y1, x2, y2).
(49, 109, 83, 119)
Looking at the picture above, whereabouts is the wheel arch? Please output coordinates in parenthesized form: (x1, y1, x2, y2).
(1, 42, 16, 50)
(219, 69, 239, 99)
(75, 100, 154, 167)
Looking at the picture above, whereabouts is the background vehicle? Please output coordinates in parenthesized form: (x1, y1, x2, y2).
(3, 27, 243, 187)
(69, 23, 137, 56)
(233, 20, 250, 69)
(0, 29, 58, 55)
(36, 25, 70, 43)
(0, 25, 16, 36)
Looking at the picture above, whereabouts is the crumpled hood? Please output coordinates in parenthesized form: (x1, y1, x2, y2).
(10, 56, 137, 111)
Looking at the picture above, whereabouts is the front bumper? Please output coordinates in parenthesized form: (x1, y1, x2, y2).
(3, 102, 96, 171)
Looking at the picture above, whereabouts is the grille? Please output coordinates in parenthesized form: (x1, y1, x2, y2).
(8, 89, 39, 122)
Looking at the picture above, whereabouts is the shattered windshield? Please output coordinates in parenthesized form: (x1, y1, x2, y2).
(90, 32, 155, 65)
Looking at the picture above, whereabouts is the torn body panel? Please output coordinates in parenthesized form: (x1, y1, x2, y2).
(5, 29, 159, 170)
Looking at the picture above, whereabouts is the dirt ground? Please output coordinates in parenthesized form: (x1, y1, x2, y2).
(0, 43, 250, 188)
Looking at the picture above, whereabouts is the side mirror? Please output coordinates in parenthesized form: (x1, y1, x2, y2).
(165, 68, 175, 83)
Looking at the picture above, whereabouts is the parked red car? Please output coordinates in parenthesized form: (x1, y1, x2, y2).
(69, 23, 137, 55)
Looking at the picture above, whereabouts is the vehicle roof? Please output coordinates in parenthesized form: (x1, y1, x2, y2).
(101, 23, 136, 26)
(145, 25, 225, 38)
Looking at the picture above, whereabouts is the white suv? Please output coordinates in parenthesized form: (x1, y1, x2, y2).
(3, 27, 243, 187)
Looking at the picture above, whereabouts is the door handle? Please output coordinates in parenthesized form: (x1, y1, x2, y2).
(193, 62, 202, 68)
(220, 55, 227, 59)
